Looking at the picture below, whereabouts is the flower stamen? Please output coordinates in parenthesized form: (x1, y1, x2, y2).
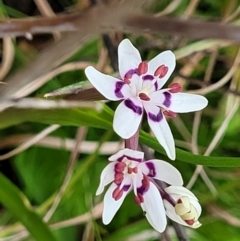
(139, 93, 150, 101)
(154, 65, 168, 78)
(112, 187, 123, 201)
(115, 162, 126, 172)
(138, 61, 148, 75)
(134, 193, 144, 205)
(142, 175, 150, 190)
(163, 110, 177, 118)
(114, 173, 124, 185)
(168, 82, 182, 93)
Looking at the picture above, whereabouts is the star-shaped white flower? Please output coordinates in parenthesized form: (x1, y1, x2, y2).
(85, 39, 208, 160)
(96, 148, 183, 233)
(163, 186, 202, 228)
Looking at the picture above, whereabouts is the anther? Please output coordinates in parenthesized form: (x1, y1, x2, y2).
(142, 175, 150, 189)
(115, 162, 126, 172)
(139, 93, 150, 101)
(163, 110, 177, 118)
(124, 78, 131, 84)
(138, 61, 148, 75)
(128, 168, 133, 174)
(112, 187, 123, 201)
(185, 219, 195, 226)
(134, 193, 144, 205)
(154, 65, 168, 78)
(132, 167, 138, 173)
(168, 83, 182, 93)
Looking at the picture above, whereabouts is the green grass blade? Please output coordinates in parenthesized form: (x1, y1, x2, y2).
(0, 173, 57, 241)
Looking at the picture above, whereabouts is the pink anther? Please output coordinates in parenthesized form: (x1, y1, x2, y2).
(139, 93, 150, 101)
(115, 172, 124, 181)
(112, 187, 123, 201)
(154, 65, 168, 78)
(134, 193, 144, 205)
(124, 78, 131, 84)
(142, 175, 150, 189)
(185, 219, 194, 225)
(115, 162, 126, 172)
(168, 82, 182, 93)
(128, 167, 133, 174)
(138, 61, 148, 75)
(163, 110, 177, 118)
(132, 166, 138, 173)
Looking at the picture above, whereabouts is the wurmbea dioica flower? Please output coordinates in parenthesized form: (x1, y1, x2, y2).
(96, 148, 183, 233)
(163, 186, 202, 228)
(85, 39, 208, 160)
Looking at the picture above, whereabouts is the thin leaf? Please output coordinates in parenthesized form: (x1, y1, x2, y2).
(0, 173, 57, 241)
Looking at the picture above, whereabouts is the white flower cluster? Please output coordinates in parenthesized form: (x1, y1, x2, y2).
(85, 39, 206, 232)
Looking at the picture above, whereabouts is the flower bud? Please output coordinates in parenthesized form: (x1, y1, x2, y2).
(163, 186, 202, 228)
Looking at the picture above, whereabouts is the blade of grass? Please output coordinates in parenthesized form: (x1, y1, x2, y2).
(0, 173, 57, 241)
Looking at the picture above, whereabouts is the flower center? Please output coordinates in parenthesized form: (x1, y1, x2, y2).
(175, 197, 199, 226)
(112, 160, 139, 201)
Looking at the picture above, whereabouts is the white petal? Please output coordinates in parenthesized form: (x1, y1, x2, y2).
(164, 200, 188, 226)
(118, 39, 142, 79)
(139, 160, 183, 185)
(140, 182, 167, 233)
(166, 93, 208, 113)
(191, 199, 202, 217)
(113, 98, 143, 139)
(144, 103, 175, 160)
(102, 182, 132, 224)
(85, 66, 132, 100)
(148, 51, 176, 89)
(96, 162, 116, 195)
(165, 186, 198, 201)
(109, 148, 144, 162)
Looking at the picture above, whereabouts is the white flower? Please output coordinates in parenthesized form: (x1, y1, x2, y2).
(96, 148, 183, 233)
(85, 39, 208, 160)
(163, 186, 202, 228)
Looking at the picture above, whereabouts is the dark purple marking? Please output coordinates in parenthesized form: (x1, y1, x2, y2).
(137, 183, 149, 195)
(117, 155, 142, 163)
(145, 162, 156, 177)
(154, 81, 158, 91)
(142, 75, 154, 81)
(148, 110, 163, 122)
(163, 92, 171, 107)
(123, 184, 131, 191)
(115, 81, 125, 98)
(124, 99, 143, 115)
(124, 68, 139, 78)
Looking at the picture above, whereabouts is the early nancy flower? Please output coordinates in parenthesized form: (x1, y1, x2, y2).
(85, 39, 208, 160)
(96, 148, 183, 233)
(163, 186, 202, 228)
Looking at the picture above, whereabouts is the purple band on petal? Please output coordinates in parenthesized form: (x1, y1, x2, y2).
(124, 68, 139, 78)
(117, 155, 142, 163)
(145, 162, 156, 177)
(142, 75, 154, 81)
(163, 92, 171, 107)
(124, 99, 143, 115)
(148, 110, 163, 122)
(137, 182, 150, 195)
(123, 184, 131, 191)
(154, 81, 158, 91)
(115, 81, 125, 98)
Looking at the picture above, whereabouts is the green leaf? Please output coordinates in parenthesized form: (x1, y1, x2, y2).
(140, 131, 240, 167)
(0, 107, 112, 129)
(1, 105, 240, 167)
(0, 173, 57, 241)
